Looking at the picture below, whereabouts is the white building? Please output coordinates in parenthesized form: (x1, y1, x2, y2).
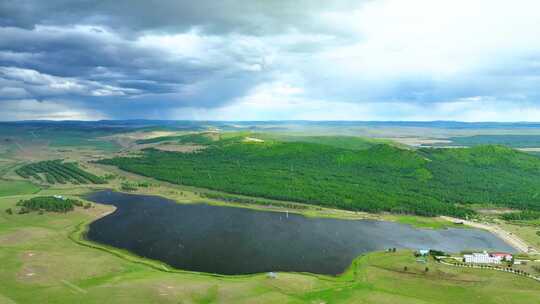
(417, 249, 430, 256)
(463, 251, 503, 264)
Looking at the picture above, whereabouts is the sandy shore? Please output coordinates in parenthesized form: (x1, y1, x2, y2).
(440, 216, 538, 254)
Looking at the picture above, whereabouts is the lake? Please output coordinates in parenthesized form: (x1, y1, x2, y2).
(85, 190, 515, 275)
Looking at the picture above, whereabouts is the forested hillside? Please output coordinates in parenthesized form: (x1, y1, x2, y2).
(99, 135, 540, 217)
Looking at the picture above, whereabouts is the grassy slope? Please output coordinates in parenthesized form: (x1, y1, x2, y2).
(498, 220, 540, 252)
(0, 125, 122, 152)
(135, 131, 393, 151)
(0, 180, 40, 197)
(100, 134, 540, 216)
(1, 194, 539, 304)
(136, 132, 219, 145)
(253, 133, 395, 150)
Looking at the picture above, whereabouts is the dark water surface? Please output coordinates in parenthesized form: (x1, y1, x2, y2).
(85, 190, 515, 275)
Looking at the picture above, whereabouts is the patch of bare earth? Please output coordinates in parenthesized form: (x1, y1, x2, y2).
(104, 131, 183, 148)
(476, 208, 515, 215)
(517, 147, 540, 152)
(243, 137, 265, 143)
(0, 228, 53, 246)
(17, 265, 47, 283)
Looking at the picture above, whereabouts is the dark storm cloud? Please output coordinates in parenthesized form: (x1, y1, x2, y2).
(1, 0, 353, 119)
(0, 0, 365, 119)
(1, 0, 540, 121)
(0, 0, 361, 35)
(0, 23, 272, 113)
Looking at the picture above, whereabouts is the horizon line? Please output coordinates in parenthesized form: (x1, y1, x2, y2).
(3, 119, 540, 124)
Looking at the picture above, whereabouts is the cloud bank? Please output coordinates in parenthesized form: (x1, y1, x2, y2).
(1, 0, 539, 121)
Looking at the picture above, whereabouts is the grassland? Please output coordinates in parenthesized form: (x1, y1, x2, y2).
(0, 124, 123, 152)
(0, 179, 40, 197)
(1, 192, 539, 304)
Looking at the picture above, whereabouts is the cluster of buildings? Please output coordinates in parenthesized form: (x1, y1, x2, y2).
(463, 251, 513, 264)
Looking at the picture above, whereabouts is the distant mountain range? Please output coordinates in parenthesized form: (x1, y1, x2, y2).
(4, 120, 540, 130)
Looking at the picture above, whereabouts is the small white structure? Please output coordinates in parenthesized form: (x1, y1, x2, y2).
(418, 249, 430, 256)
(463, 251, 507, 264)
(53, 195, 66, 200)
(267, 272, 277, 279)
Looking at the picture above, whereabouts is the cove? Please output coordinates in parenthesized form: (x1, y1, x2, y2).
(85, 190, 515, 275)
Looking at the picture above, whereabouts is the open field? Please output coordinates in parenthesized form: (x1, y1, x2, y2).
(2, 193, 540, 304)
(0, 179, 41, 197)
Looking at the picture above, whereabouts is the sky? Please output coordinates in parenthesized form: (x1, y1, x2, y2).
(1, 0, 540, 121)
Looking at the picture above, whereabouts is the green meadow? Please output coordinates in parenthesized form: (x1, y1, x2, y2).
(0, 180, 40, 197)
(1, 193, 539, 304)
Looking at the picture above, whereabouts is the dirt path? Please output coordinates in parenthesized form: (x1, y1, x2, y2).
(440, 216, 537, 254)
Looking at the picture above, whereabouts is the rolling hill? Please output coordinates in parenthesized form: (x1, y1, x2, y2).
(99, 133, 540, 217)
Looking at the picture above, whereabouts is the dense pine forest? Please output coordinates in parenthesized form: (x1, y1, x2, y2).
(99, 134, 540, 217)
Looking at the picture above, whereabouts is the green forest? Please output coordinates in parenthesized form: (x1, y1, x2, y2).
(99, 135, 540, 217)
(443, 135, 540, 148)
(16, 160, 106, 184)
(16, 196, 84, 213)
(501, 211, 540, 221)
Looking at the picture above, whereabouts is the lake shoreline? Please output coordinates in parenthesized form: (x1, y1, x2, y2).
(82, 190, 516, 276)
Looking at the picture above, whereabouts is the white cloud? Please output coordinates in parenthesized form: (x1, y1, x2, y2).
(0, 67, 140, 98)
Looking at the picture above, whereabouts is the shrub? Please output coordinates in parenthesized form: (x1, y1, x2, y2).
(429, 249, 447, 256)
(501, 211, 540, 221)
